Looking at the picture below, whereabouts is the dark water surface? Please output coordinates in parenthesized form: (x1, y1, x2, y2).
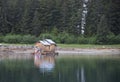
(0, 55, 120, 82)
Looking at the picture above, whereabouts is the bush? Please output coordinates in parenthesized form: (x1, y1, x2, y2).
(58, 33, 68, 43)
(88, 36, 97, 44)
(106, 33, 120, 44)
(77, 36, 88, 44)
(21, 35, 37, 44)
(107, 34, 115, 44)
(57, 32, 75, 44)
(0, 35, 4, 43)
(3, 34, 37, 44)
(1, 33, 120, 44)
(39, 33, 54, 40)
(4, 34, 22, 43)
(115, 34, 120, 44)
(65, 35, 76, 44)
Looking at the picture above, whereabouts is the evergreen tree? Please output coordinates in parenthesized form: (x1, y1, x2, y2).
(96, 15, 109, 44)
(0, 0, 119, 41)
(108, 0, 120, 35)
(31, 10, 41, 36)
(18, 0, 34, 34)
(0, 0, 10, 35)
(85, 0, 102, 36)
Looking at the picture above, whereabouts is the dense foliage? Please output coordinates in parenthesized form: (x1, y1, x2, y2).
(85, 0, 120, 44)
(0, 34, 120, 44)
(0, 0, 120, 44)
(0, 0, 82, 36)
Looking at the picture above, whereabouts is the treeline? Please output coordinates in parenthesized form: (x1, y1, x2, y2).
(0, 0, 120, 44)
(85, 0, 120, 44)
(0, 0, 82, 36)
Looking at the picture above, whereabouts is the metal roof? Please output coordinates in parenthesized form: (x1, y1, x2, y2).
(40, 40, 50, 45)
(45, 39, 56, 44)
(39, 39, 56, 45)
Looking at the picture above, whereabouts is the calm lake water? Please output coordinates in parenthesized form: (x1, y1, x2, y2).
(0, 55, 120, 82)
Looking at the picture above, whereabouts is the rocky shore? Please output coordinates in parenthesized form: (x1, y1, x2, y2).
(0, 44, 120, 59)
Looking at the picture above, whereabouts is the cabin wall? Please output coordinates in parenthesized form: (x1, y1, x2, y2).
(35, 42, 56, 52)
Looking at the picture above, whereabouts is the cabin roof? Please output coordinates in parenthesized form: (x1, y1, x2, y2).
(39, 39, 56, 45)
(45, 39, 56, 44)
(40, 40, 51, 45)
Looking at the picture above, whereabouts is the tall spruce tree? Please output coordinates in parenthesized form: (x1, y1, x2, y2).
(108, 0, 120, 35)
(96, 15, 109, 44)
(0, 0, 10, 35)
(31, 10, 41, 36)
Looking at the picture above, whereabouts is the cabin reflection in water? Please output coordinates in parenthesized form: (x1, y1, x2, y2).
(34, 54, 55, 72)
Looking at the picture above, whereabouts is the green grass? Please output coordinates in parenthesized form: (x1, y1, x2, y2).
(0, 43, 34, 46)
(1, 43, 120, 49)
(57, 44, 120, 49)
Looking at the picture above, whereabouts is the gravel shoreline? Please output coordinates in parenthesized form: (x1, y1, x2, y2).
(0, 44, 120, 58)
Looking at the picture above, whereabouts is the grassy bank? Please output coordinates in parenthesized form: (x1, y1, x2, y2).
(57, 44, 120, 49)
(1, 43, 120, 49)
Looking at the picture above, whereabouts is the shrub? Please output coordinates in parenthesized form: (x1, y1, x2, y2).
(2, 33, 119, 44)
(57, 32, 75, 44)
(51, 35, 60, 43)
(65, 35, 76, 44)
(0, 35, 4, 43)
(58, 33, 68, 43)
(4, 34, 22, 43)
(115, 34, 120, 44)
(21, 35, 37, 44)
(88, 36, 97, 44)
(39, 33, 54, 40)
(77, 36, 88, 44)
(107, 34, 115, 44)
(107, 34, 120, 44)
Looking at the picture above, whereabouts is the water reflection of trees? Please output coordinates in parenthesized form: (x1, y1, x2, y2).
(55, 58, 120, 82)
(0, 58, 120, 82)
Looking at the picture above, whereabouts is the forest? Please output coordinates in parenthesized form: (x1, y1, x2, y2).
(0, 0, 120, 44)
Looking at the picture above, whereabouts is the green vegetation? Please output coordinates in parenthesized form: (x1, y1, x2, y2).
(0, 33, 120, 45)
(1, 34, 38, 44)
(58, 44, 120, 49)
(0, 0, 120, 44)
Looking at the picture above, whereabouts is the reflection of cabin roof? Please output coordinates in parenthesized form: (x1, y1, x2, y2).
(45, 39, 56, 44)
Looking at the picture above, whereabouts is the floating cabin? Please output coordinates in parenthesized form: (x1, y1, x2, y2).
(35, 39, 58, 55)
